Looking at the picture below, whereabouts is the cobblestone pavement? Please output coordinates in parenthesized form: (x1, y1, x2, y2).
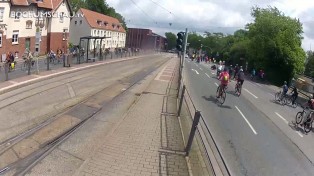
(74, 58, 190, 176)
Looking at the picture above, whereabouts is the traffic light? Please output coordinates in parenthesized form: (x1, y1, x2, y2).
(176, 32, 184, 51)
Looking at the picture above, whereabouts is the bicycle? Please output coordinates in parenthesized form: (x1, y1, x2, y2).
(295, 107, 313, 133)
(275, 91, 287, 105)
(216, 84, 227, 105)
(235, 81, 242, 97)
(282, 94, 298, 108)
(21, 59, 35, 71)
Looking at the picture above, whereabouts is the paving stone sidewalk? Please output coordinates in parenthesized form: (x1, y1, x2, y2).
(74, 58, 190, 176)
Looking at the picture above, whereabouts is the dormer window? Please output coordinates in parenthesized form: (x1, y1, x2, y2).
(112, 23, 115, 28)
(104, 21, 108, 26)
(97, 20, 102, 26)
(117, 25, 120, 29)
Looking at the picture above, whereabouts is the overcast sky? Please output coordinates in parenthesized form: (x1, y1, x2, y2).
(107, 0, 314, 51)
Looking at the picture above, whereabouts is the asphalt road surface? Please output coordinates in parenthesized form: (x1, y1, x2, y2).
(183, 58, 314, 176)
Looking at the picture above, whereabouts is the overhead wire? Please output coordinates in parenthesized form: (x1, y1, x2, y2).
(128, 0, 158, 26)
(148, 0, 176, 17)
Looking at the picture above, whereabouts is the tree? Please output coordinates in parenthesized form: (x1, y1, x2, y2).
(305, 51, 314, 77)
(247, 7, 306, 85)
(70, 0, 86, 12)
(165, 32, 176, 50)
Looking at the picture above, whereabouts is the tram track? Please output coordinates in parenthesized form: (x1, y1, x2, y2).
(0, 56, 170, 176)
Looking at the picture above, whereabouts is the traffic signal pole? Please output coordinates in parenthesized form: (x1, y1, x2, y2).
(182, 28, 188, 69)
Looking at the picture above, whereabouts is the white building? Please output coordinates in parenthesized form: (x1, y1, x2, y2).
(0, 0, 72, 57)
(69, 8, 126, 52)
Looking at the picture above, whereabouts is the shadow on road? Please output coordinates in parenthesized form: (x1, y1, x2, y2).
(202, 95, 232, 109)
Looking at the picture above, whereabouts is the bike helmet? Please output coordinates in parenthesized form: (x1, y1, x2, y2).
(284, 81, 287, 84)
(240, 69, 243, 72)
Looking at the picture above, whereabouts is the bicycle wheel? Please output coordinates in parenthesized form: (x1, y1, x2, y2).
(275, 92, 281, 101)
(286, 96, 292, 105)
(220, 91, 226, 104)
(216, 86, 221, 98)
(304, 117, 313, 133)
(295, 111, 303, 124)
(238, 85, 242, 96)
(235, 84, 238, 94)
(281, 96, 287, 105)
(292, 102, 297, 108)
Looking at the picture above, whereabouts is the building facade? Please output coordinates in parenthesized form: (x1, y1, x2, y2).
(0, 0, 72, 58)
(69, 8, 126, 52)
(126, 28, 167, 51)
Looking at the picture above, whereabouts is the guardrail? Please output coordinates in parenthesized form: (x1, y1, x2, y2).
(177, 54, 231, 175)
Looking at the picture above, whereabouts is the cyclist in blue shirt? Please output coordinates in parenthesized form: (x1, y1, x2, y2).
(281, 81, 288, 101)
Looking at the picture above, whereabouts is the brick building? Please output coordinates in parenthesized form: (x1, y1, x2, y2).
(0, 0, 72, 59)
(126, 28, 167, 51)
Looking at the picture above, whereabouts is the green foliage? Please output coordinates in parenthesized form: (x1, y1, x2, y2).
(305, 51, 314, 77)
(165, 32, 176, 50)
(247, 6, 306, 85)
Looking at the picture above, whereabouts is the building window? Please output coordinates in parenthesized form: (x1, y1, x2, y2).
(63, 29, 68, 40)
(0, 33, 2, 47)
(97, 30, 99, 36)
(80, 20, 82, 24)
(75, 21, 77, 25)
(0, 7, 4, 22)
(12, 30, 19, 44)
(97, 20, 102, 26)
(59, 12, 64, 23)
(26, 20, 32, 29)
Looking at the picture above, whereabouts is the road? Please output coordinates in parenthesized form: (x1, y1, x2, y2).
(0, 54, 168, 144)
(183, 58, 314, 175)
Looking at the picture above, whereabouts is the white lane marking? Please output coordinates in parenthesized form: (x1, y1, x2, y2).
(235, 106, 258, 135)
(66, 83, 76, 98)
(211, 72, 215, 75)
(205, 73, 210, 78)
(275, 112, 288, 124)
(268, 93, 275, 97)
(296, 131, 304, 137)
(200, 67, 203, 71)
(255, 83, 263, 87)
(214, 83, 219, 87)
(191, 69, 199, 75)
(244, 88, 258, 99)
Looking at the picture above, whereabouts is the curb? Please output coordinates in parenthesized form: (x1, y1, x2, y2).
(0, 54, 155, 95)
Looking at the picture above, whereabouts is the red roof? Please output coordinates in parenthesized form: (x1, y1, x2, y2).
(10, 0, 29, 6)
(80, 8, 126, 33)
(11, 0, 67, 11)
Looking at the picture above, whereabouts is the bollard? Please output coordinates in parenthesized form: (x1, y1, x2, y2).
(4, 62, 9, 81)
(121, 52, 122, 58)
(111, 53, 113, 59)
(28, 59, 31, 75)
(177, 85, 186, 116)
(185, 111, 201, 156)
(47, 56, 50, 70)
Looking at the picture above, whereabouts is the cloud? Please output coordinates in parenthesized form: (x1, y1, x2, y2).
(107, 0, 314, 50)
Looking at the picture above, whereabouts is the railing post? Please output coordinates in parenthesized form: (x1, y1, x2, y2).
(4, 63, 9, 81)
(178, 85, 186, 116)
(47, 56, 50, 70)
(185, 111, 201, 156)
(27, 58, 31, 75)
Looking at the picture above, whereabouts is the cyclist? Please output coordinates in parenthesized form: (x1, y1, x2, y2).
(217, 67, 230, 98)
(229, 65, 233, 78)
(280, 81, 289, 101)
(301, 94, 314, 126)
(291, 86, 298, 105)
(237, 69, 245, 86)
(233, 64, 239, 79)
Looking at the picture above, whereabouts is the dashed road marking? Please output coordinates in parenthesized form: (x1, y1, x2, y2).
(66, 83, 76, 98)
(235, 106, 258, 135)
(268, 93, 275, 97)
(191, 69, 199, 75)
(200, 67, 203, 71)
(296, 131, 304, 137)
(275, 112, 288, 124)
(205, 73, 210, 78)
(244, 88, 258, 99)
(215, 83, 219, 87)
(211, 72, 215, 75)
